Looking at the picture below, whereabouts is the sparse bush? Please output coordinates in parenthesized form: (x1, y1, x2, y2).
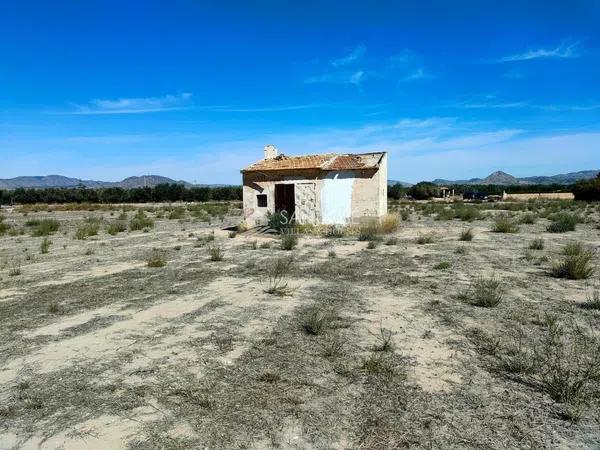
(260, 241, 271, 249)
(550, 244, 594, 280)
(47, 302, 60, 314)
(8, 262, 21, 277)
(264, 256, 294, 296)
(547, 213, 577, 233)
(257, 371, 281, 383)
(580, 289, 600, 310)
(146, 249, 167, 267)
(323, 225, 345, 238)
(416, 232, 436, 244)
(303, 307, 331, 335)
(0, 216, 10, 235)
(463, 274, 505, 307)
(385, 237, 398, 246)
(520, 213, 537, 224)
(400, 209, 410, 221)
(372, 324, 394, 352)
(532, 319, 600, 421)
(40, 238, 51, 254)
(168, 207, 186, 220)
(208, 245, 224, 261)
(361, 352, 395, 375)
(328, 249, 337, 258)
(434, 261, 451, 270)
(129, 210, 154, 231)
(267, 211, 289, 232)
(459, 228, 474, 241)
(492, 216, 519, 233)
(366, 240, 378, 250)
(456, 207, 481, 222)
(280, 233, 298, 250)
(75, 223, 100, 240)
(107, 221, 127, 235)
(381, 214, 400, 233)
(30, 219, 60, 237)
(228, 231, 237, 238)
(357, 222, 380, 241)
(529, 238, 545, 250)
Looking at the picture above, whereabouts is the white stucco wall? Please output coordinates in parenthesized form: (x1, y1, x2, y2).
(321, 171, 354, 224)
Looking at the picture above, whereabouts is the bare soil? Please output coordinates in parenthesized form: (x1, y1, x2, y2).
(1, 202, 599, 449)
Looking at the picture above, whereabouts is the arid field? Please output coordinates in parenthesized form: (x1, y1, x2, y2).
(1, 200, 599, 449)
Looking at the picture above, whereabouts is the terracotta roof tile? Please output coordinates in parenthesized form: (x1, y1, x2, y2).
(242, 152, 384, 172)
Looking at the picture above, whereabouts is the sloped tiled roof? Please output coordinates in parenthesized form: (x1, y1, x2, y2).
(242, 152, 384, 172)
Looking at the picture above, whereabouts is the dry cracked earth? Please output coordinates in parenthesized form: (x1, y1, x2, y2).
(0, 202, 599, 449)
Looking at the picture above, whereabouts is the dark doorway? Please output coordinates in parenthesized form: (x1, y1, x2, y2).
(275, 183, 295, 221)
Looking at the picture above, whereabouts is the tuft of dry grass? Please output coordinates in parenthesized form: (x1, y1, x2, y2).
(208, 245, 224, 261)
(264, 256, 294, 296)
(550, 243, 594, 280)
(461, 274, 505, 307)
(380, 214, 400, 233)
(459, 228, 474, 241)
(492, 216, 519, 233)
(146, 249, 167, 267)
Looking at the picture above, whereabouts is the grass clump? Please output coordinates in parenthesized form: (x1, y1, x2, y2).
(280, 233, 298, 250)
(372, 324, 394, 352)
(547, 213, 577, 233)
(416, 232, 436, 244)
(366, 240, 378, 250)
(302, 307, 331, 335)
(357, 222, 380, 241)
(8, 262, 22, 277)
(380, 214, 400, 233)
(146, 249, 167, 267)
(208, 245, 224, 261)
(40, 238, 52, 254)
(492, 216, 519, 233)
(580, 290, 600, 310)
(167, 207, 186, 220)
(323, 225, 346, 238)
(30, 219, 60, 237)
(550, 243, 594, 280)
(433, 261, 451, 270)
(385, 237, 398, 246)
(129, 210, 154, 231)
(459, 228, 474, 241)
(47, 303, 60, 314)
(361, 352, 396, 376)
(106, 221, 127, 235)
(462, 274, 505, 307)
(264, 256, 294, 296)
(519, 213, 538, 224)
(529, 238, 545, 250)
(228, 231, 237, 238)
(456, 207, 481, 222)
(75, 223, 99, 240)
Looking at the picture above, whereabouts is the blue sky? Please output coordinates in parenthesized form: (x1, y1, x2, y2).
(1, 0, 599, 184)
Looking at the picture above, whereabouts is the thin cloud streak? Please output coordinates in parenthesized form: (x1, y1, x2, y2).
(494, 40, 581, 62)
(72, 93, 193, 114)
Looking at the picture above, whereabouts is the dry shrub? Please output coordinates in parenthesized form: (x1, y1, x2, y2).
(264, 256, 293, 296)
(380, 214, 400, 233)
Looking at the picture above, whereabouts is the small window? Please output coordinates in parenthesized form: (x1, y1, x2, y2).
(257, 194, 267, 207)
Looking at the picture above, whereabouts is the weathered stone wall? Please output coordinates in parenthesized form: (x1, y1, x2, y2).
(502, 192, 575, 201)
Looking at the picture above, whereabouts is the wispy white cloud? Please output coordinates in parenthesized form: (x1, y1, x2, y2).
(304, 70, 366, 86)
(495, 40, 581, 62)
(400, 68, 435, 82)
(331, 44, 366, 67)
(205, 104, 328, 112)
(73, 93, 193, 114)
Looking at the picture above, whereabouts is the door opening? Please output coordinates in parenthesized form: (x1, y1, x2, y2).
(275, 183, 295, 222)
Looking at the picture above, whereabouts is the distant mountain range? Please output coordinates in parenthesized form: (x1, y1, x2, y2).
(0, 175, 194, 190)
(430, 169, 599, 186)
(1, 169, 598, 190)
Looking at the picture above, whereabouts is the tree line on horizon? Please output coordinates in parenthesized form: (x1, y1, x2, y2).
(0, 175, 598, 205)
(0, 184, 242, 205)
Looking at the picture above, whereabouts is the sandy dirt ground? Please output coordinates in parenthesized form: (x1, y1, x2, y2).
(0, 201, 599, 449)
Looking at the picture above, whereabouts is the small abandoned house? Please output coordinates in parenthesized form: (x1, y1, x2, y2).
(241, 145, 387, 226)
